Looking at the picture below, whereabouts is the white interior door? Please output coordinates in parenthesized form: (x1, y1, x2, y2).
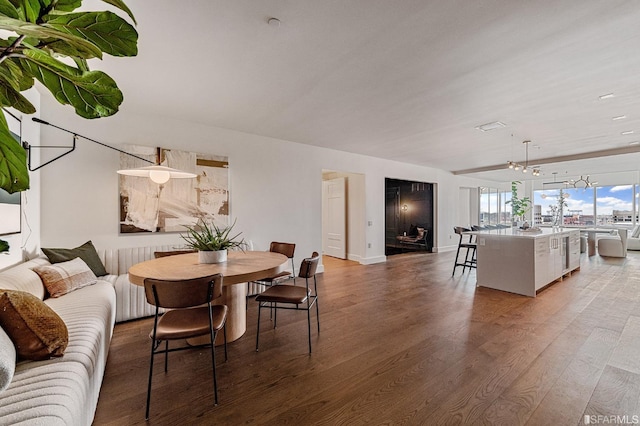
(323, 177, 346, 259)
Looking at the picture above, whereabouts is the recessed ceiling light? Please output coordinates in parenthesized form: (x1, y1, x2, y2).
(612, 115, 627, 120)
(267, 17, 281, 27)
(629, 141, 640, 146)
(475, 121, 506, 132)
(599, 93, 615, 100)
(621, 130, 634, 135)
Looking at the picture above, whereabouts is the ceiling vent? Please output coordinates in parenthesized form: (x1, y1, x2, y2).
(475, 121, 506, 132)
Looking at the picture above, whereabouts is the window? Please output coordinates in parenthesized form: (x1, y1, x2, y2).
(534, 184, 637, 228)
(562, 187, 595, 226)
(479, 188, 497, 225)
(501, 191, 512, 225)
(479, 188, 514, 226)
(534, 189, 561, 226)
(596, 185, 634, 226)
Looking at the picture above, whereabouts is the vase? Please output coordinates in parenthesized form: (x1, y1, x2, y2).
(198, 249, 227, 264)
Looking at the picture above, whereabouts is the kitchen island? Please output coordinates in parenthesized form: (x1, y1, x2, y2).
(467, 227, 580, 297)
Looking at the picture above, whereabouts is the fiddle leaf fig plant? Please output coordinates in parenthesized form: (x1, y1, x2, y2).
(0, 0, 138, 194)
(506, 180, 531, 220)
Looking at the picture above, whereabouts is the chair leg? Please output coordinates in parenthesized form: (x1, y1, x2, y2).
(164, 340, 169, 373)
(145, 340, 156, 420)
(463, 247, 471, 273)
(246, 282, 249, 311)
(223, 324, 228, 362)
(452, 245, 462, 276)
(210, 329, 218, 406)
(307, 304, 312, 354)
(256, 303, 262, 352)
(315, 296, 320, 333)
(273, 304, 277, 328)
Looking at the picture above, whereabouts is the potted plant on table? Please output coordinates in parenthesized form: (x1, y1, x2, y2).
(181, 219, 246, 264)
(506, 181, 531, 227)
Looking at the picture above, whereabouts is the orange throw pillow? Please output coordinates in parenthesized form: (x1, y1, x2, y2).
(0, 290, 68, 360)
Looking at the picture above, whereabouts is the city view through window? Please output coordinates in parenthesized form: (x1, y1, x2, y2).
(480, 185, 638, 227)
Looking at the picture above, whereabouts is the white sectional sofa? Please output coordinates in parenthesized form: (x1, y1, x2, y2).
(626, 225, 640, 251)
(97, 245, 180, 322)
(0, 244, 179, 425)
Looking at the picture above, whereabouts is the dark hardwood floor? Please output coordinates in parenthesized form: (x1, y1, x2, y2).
(94, 250, 640, 425)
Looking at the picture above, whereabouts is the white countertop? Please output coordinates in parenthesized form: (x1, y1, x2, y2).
(465, 227, 579, 239)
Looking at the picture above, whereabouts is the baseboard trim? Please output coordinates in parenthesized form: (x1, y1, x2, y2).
(436, 245, 458, 253)
(358, 255, 386, 265)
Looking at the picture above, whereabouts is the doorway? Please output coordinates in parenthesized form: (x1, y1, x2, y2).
(321, 170, 366, 266)
(385, 178, 434, 255)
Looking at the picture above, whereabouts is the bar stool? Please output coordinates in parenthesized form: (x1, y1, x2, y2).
(452, 226, 477, 275)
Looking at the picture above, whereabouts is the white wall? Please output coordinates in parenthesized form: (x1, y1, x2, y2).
(36, 94, 496, 264)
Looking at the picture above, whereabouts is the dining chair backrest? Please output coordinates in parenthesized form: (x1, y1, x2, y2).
(298, 252, 320, 279)
(270, 242, 295, 259)
(153, 250, 196, 258)
(144, 274, 223, 309)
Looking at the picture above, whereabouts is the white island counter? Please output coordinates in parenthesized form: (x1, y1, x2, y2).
(467, 228, 580, 297)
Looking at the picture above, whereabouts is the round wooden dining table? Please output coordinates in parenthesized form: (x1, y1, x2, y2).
(128, 250, 288, 343)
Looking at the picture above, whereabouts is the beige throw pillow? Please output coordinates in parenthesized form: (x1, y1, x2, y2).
(33, 257, 97, 298)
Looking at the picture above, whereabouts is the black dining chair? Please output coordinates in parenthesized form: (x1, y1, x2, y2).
(247, 241, 296, 309)
(143, 274, 228, 419)
(255, 252, 320, 354)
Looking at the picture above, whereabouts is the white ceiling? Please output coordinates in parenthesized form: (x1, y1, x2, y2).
(87, 0, 640, 183)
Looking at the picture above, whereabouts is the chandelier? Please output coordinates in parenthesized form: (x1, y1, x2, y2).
(567, 175, 597, 188)
(507, 140, 540, 176)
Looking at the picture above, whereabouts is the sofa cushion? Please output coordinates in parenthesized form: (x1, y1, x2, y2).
(114, 274, 159, 322)
(42, 241, 108, 277)
(33, 258, 97, 298)
(0, 257, 50, 300)
(0, 290, 68, 360)
(0, 326, 15, 391)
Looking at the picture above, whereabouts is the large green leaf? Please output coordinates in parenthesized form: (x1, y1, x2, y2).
(0, 58, 34, 91)
(0, 78, 35, 113)
(0, 0, 19, 19)
(0, 15, 103, 58)
(54, 0, 83, 13)
(19, 0, 41, 23)
(42, 39, 98, 59)
(43, 11, 138, 57)
(0, 112, 28, 193)
(21, 48, 122, 118)
(101, 0, 136, 25)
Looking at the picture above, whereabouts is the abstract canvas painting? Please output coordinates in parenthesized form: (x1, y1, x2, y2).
(119, 145, 229, 233)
